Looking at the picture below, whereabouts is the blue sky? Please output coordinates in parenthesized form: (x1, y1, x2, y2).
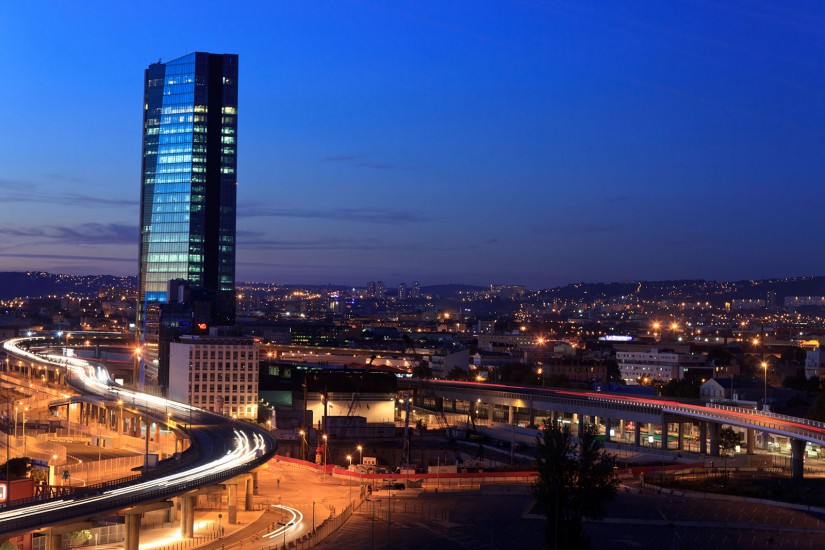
(1, 1, 823, 288)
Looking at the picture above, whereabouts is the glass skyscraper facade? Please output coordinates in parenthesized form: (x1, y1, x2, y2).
(138, 52, 238, 384)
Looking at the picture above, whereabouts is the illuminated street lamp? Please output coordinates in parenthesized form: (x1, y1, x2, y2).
(277, 520, 293, 549)
(346, 455, 353, 502)
(357, 444, 363, 465)
(299, 429, 306, 461)
(761, 361, 768, 411)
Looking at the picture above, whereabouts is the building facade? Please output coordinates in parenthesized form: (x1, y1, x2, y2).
(137, 52, 238, 384)
(168, 336, 259, 419)
(616, 348, 708, 385)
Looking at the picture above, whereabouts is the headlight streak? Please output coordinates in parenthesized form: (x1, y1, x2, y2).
(0, 337, 272, 528)
(263, 505, 303, 539)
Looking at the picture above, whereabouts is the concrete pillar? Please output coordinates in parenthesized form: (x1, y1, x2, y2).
(618, 419, 625, 440)
(252, 471, 259, 495)
(488, 404, 496, 424)
(677, 421, 684, 451)
(551, 410, 559, 425)
(46, 533, 61, 550)
(661, 416, 668, 450)
(528, 399, 535, 427)
(228, 483, 238, 524)
(245, 476, 254, 511)
(507, 406, 514, 425)
(699, 422, 707, 455)
(791, 439, 805, 481)
(746, 428, 755, 455)
(708, 422, 720, 457)
(125, 513, 141, 550)
(634, 423, 641, 447)
(168, 497, 178, 522)
(181, 495, 195, 538)
(604, 418, 612, 442)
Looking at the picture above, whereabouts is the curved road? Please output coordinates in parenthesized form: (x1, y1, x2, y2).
(0, 336, 277, 536)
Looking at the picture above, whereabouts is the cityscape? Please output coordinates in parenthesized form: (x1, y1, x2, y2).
(1, 2, 825, 550)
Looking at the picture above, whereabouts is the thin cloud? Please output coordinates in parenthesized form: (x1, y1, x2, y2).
(238, 232, 470, 252)
(0, 223, 137, 245)
(0, 178, 134, 207)
(322, 154, 413, 171)
(0, 251, 134, 263)
(530, 223, 619, 236)
(239, 206, 431, 225)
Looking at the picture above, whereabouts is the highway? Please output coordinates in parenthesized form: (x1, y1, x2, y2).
(407, 379, 825, 448)
(0, 336, 277, 536)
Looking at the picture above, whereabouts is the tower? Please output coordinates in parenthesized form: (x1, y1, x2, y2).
(137, 52, 238, 385)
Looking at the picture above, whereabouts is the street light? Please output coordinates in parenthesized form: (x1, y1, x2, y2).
(322, 434, 328, 476)
(276, 520, 293, 549)
(357, 444, 363, 465)
(366, 498, 382, 550)
(761, 361, 768, 411)
(346, 455, 353, 503)
(299, 430, 306, 461)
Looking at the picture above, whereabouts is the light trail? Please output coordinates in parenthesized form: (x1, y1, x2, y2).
(0, 335, 276, 535)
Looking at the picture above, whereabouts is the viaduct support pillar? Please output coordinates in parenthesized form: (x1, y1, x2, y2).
(125, 513, 141, 550)
(791, 439, 805, 481)
(746, 428, 755, 455)
(168, 497, 177, 522)
(699, 422, 707, 455)
(634, 423, 641, 447)
(252, 471, 259, 495)
(228, 483, 238, 524)
(245, 476, 254, 511)
(507, 406, 514, 426)
(677, 420, 684, 451)
(604, 418, 612, 442)
(708, 422, 720, 457)
(661, 415, 669, 450)
(181, 495, 195, 538)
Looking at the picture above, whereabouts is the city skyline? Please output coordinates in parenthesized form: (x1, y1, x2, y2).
(1, 2, 824, 288)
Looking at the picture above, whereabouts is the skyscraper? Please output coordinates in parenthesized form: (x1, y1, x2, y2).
(138, 52, 238, 384)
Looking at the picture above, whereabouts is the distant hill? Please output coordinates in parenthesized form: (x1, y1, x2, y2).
(0, 272, 135, 300)
(421, 283, 486, 298)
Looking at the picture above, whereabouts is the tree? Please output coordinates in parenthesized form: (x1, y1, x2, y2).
(809, 392, 825, 422)
(0, 541, 19, 550)
(605, 359, 623, 384)
(533, 422, 619, 549)
(67, 530, 92, 548)
(0, 458, 30, 480)
(446, 366, 469, 380)
(719, 426, 743, 481)
(411, 362, 432, 379)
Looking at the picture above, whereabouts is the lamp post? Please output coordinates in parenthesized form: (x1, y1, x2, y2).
(761, 361, 768, 411)
(22, 407, 28, 456)
(346, 455, 353, 503)
(366, 498, 381, 550)
(357, 444, 363, 465)
(299, 430, 306, 461)
(117, 400, 123, 435)
(322, 434, 328, 477)
(276, 520, 293, 549)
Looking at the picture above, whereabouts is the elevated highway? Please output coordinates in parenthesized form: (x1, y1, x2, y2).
(402, 378, 825, 479)
(0, 336, 277, 540)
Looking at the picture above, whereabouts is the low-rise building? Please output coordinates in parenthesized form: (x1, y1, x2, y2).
(616, 348, 707, 385)
(168, 335, 260, 419)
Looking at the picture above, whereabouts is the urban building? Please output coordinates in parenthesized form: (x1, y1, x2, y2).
(137, 52, 239, 384)
(398, 283, 408, 301)
(168, 335, 259, 419)
(616, 348, 708, 385)
(411, 281, 421, 298)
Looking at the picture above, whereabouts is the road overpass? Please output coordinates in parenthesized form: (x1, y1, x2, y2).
(402, 378, 825, 479)
(0, 335, 277, 547)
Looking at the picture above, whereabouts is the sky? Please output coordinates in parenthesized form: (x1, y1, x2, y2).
(1, 1, 824, 289)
